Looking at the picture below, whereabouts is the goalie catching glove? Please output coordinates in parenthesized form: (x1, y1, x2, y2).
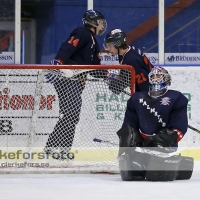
(45, 59, 74, 84)
(117, 124, 143, 155)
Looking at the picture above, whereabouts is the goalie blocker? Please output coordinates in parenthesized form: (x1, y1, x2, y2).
(118, 151, 194, 182)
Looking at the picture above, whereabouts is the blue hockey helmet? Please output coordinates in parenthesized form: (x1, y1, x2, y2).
(148, 66, 171, 97)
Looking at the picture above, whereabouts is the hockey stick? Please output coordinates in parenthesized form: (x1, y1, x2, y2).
(93, 138, 118, 146)
(44, 68, 97, 79)
(44, 69, 102, 81)
(44, 69, 131, 95)
(93, 137, 193, 158)
(188, 125, 200, 134)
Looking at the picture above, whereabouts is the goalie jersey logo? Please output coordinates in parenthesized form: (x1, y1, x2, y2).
(160, 97, 171, 105)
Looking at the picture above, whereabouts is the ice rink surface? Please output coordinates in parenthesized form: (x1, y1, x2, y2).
(0, 162, 200, 200)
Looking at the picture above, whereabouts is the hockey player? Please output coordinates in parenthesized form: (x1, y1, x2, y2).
(103, 29, 154, 94)
(117, 66, 194, 181)
(44, 10, 108, 160)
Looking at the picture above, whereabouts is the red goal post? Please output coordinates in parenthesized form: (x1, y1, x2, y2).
(0, 64, 135, 173)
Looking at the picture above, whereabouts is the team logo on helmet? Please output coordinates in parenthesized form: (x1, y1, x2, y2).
(111, 29, 122, 35)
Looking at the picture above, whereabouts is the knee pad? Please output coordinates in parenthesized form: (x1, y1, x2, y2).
(176, 156, 194, 180)
(145, 155, 182, 181)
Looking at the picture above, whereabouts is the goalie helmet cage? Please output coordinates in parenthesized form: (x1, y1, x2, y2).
(0, 64, 135, 174)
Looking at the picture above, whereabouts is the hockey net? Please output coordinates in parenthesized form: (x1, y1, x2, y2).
(0, 64, 135, 173)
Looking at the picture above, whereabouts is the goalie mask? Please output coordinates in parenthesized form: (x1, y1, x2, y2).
(149, 66, 171, 98)
(103, 29, 126, 50)
(82, 10, 107, 35)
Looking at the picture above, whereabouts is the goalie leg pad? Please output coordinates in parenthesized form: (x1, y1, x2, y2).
(145, 155, 182, 181)
(118, 154, 135, 181)
(118, 152, 149, 181)
(176, 156, 194, 180)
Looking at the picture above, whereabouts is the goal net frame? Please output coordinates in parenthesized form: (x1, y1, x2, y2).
(0, 64, 135, 174)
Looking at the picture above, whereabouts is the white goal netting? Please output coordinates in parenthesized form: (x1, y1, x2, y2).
(0, 65, 135, 173)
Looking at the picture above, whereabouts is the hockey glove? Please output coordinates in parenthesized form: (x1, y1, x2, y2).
(45, 59, 64, 84)
(50, 59, 63, 65)
(142, 135, 157, 147)
(143, 128, 178, 148)
(107, 73, 124, 95)
(156, 128, 178, 147)
(51, 59, 74, 78)
(106, 72, 118, 81)
(142, 135, 171, 153)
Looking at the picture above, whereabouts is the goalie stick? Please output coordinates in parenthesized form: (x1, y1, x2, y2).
(93, 137, 193, 158)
